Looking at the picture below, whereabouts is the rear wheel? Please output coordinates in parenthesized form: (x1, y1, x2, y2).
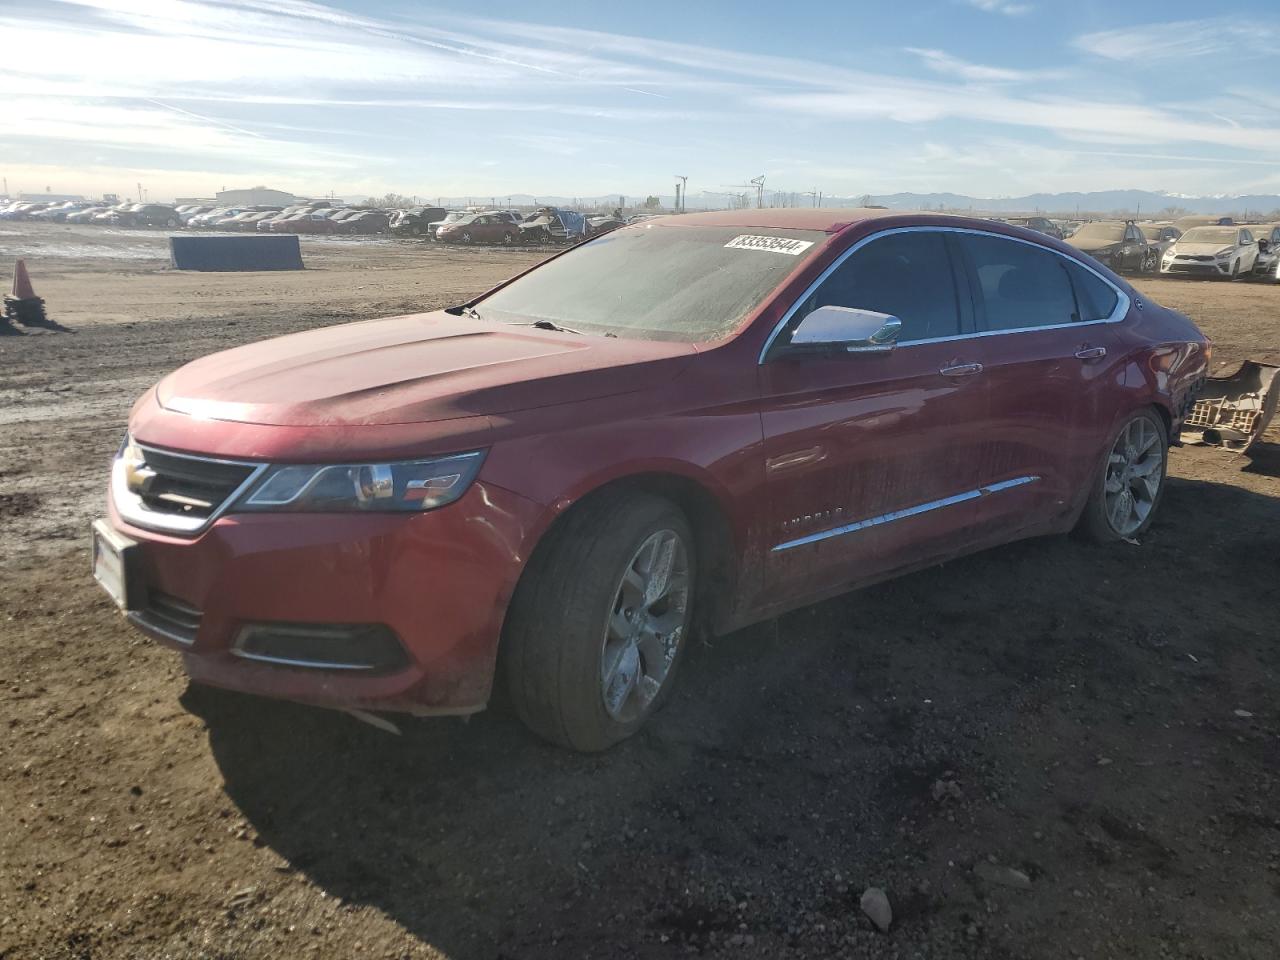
(503, 491, 695, 751)
(502, 230, 515, 244)
(1077, 410, 1167, 542)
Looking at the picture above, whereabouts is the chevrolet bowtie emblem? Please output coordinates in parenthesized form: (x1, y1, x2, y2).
(122, 446, 157, 495)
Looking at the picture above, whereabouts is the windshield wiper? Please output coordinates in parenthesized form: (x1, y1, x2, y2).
(445, 303, 485, 321)
(521, 319, 585, 335)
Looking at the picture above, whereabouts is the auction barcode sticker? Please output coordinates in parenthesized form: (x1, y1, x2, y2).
(724, 235, 815, 255)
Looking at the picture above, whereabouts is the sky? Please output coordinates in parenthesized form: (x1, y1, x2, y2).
(2, 0, 1278, 203)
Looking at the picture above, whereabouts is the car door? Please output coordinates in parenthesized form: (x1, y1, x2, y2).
(951, 231, 1128, 539)
(1123, 223, 1146, 271)
(1238, 229, 1258, 271)
(757, 228, 993, 604)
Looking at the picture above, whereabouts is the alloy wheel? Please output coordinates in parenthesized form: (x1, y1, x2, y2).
(1103, 417, 1164, 537)
(599, 529, 690, 722)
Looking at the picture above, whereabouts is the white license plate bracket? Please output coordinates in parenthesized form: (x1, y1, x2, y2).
(92, 519, 141, 610)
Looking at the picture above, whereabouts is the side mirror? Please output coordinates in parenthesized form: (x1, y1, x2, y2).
(1259, 239, 1270, 254)
(787, 306, 902, 355)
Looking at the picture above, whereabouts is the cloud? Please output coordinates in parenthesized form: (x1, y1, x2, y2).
(754, 75, 1280, 155)
(1, 0, 1278, 199)
(905, 48, 1036, 83)
(1074, 18, 1276, 62)
(963, 0, 1033, 16)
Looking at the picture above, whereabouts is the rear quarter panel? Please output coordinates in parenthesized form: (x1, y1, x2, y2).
(1107, 297, 1209, 440)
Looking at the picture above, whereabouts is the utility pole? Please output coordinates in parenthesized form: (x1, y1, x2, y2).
(751, 175, 766, 208)
(674, 175, 688, 213)
(137, 182, 143, 202)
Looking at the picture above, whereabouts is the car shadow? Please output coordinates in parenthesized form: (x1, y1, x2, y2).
(1242, 440, 1280, 478)
(188, 473, 1280, 958)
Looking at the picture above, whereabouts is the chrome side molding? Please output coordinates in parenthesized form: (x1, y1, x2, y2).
(772, 476, 1040, 552)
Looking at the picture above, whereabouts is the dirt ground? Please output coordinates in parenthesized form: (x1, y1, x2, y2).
(1, 221, 1278, 960)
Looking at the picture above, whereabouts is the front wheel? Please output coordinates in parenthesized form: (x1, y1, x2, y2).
(1077, 410, 1168, 542)
(503, 491, 696, 751)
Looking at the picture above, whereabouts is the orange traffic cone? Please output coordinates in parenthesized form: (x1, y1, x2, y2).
(4, 259, 47, 326)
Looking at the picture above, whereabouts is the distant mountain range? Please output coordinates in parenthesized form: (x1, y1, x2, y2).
(858, 190, 1280, 217)
(431, 189, 1280, 217)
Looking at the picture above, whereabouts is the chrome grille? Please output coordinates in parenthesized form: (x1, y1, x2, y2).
(135, 447, 255, 519)
(112, 440, 265, 535)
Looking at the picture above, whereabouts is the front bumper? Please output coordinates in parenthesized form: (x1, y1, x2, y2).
(101, 480, 544, 715)
(1161, 259, 1232, 277)
(1252, 254, 1279, 280)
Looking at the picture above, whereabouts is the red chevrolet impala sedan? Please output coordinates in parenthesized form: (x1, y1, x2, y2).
(93, 208, 1208, 750)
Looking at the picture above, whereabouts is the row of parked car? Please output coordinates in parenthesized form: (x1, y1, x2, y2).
(389, 205, 637, 243)
(999, 214, 1280, 282)
(0, 199, 394, 235)
(1068, 220, 1279, 281)
(2, 197, 637, 244)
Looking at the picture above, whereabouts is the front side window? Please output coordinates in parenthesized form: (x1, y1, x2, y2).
(791, 231, 961, 342)
(961, 234, 1079, 331)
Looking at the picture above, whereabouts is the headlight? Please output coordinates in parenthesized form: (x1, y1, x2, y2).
(1216, 250, 1233, 260)
(234, 452, 485, 513)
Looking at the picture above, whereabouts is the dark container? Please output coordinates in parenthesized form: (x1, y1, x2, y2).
(168, 235, 304, 271)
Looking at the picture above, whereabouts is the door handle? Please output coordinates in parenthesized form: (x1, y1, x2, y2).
(1074, 346, 1107, 361)
(939, 362, 983, 377)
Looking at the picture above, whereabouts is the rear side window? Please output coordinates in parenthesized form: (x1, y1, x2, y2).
(1065, 260, 1119, 321)
(961, 234, 1078, 331)
(795, 231, 961, 341)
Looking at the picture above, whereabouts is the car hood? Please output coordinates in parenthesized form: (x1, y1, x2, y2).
(1170, 242, 1234, 257)
(1068, 238, 1124, 253)
(156, 311, 698, 427)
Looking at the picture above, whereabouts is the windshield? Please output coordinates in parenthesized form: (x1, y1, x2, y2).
(1073, 223, 1126, 242)
(1180, 227, 1238, 244)
(477, 224, 827, 342)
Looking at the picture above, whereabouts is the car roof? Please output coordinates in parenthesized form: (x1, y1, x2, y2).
(660, 207, 905, 233)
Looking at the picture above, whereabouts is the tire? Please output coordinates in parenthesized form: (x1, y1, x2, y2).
(460, 230, 472, 244)
(1076, 409, 1168, 543)
(503, 491, 696, 752)
(502, 230, 515, 244)
(165, 218, 178, 228)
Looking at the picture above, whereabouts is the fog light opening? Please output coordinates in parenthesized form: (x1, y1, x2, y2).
(232, 622, 408, 673)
